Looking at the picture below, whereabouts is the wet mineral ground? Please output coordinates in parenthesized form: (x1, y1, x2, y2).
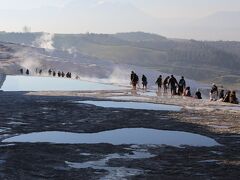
(0, 91, 239, 179)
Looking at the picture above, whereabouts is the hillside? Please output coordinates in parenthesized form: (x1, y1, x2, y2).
(0, 32, 239, 88)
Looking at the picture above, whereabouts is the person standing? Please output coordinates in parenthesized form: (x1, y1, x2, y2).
(178, 76, 186, 95)
(130, 71, 135, 85)
(130, 71, 138, 90)
(26, 69, 30, 75)
(155, 75, 162, 92)
(58, 71, 61, 77)
(134, 73, 139, 90)
(168, 75, 178, 96)
(163, 76, 170, 93)
(219, 89, 224, 99)
(48, 69, 52, 76)
(210, 83, 218, 101)
(142, 74, 147, 91)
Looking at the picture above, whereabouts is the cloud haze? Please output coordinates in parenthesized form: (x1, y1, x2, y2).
(0, 0, 240, 40)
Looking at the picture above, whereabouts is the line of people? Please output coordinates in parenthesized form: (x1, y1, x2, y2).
(19, 68, 80, 80)
(47, 69, 72, 78)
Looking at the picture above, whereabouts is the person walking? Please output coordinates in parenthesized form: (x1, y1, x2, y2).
(163, 76, 170, 94)
(131, 72, 139, 90)
(142, 74, 148, 91)
(155, 75, 162, 92)
(168, 75, 178, 96)
(178, 76, 186, 95)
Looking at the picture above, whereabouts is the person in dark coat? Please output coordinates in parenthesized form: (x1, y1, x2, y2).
(195, 89, 202, 99)
(131, 72, 139, 90)
(26, 69, 30, 75)
(142, 74, 147, 90)
(168, 75, 178, 96)
(163, 76, 170, 93)
(178, 76, 186, 96)
(20, 68, 23, 74)
(130, 71, 135, 83)
(155, 75, 162, 92)
(66, 72, 70, 78)
(48, 69, 52, 75)
(219, 89, 224, 99)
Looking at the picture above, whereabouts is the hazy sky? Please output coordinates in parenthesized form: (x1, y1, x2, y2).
(1, 0, 240, 17)
(1, 0, 240, 40)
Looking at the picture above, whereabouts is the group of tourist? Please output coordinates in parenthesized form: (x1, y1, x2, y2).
(47, 69, 73, 79)
(130, 71, 238, 104)
(18, 68, 238, 105)
(20, 68, 80, 80)
(130, 71, 197, 98)
(210, 83, 239, 104)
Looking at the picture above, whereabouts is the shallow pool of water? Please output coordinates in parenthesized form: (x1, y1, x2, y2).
(66, 149, 152, 179)
(0, 75, 123, 91)
(2, 128, 220, 147)
(78, 100, 182, 111)
(107, 96, 150, 101)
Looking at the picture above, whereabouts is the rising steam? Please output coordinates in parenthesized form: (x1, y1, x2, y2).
(33, 33, 55, 50)
(15, 49, 42, 72)
(79, 66, 131, 86)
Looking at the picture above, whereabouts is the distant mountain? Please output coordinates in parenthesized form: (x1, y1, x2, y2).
(0, 32, 239, 88)
(176, 11, 240, 41)
(193, 11, 240, 28)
